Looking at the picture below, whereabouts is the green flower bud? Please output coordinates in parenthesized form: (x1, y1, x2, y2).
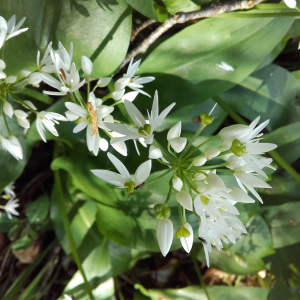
(162, 206, 171, 218)
(176, 227, 191, 238)
(230, 139, 247, 157)
(125, 181, 135, 193)
(200, 112, 214, 126)
(154, 211, 164, 220)
(154, 203, 163, 211)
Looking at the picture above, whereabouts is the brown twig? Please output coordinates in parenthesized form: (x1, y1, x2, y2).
(131, 19, 157, 41)
(121, 0, 264, 68)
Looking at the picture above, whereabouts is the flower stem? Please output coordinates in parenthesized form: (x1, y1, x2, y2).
(146, 168, 174, 186)
(164, 182, 173, 205)
(179, 124, 205, 160)
(53, 145, 94, 300)
(191, 255, 211, 300)
(183, 135, 219, 160)
(2, 109, 11, 136)
(213, 96, 300, 185)
(87, 76, 90, 97)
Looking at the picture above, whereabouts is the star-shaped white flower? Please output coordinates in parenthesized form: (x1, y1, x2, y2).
(36, 111, 67, 143)
(113, 58, 155, 98)
(0, 134, 23, 160)
(91, 153, 152, 191)
(65, 92, 114, 155)
(4, 198, 19, 219)
(0, 15, 28, 49)
(106, 91, 175, 145)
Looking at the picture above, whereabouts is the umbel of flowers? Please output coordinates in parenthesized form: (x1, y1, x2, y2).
(91, 96, 277, 267)
(0, 14, 277, 267)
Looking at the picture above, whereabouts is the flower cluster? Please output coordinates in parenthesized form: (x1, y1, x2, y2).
(0, 182, 19, 219)
(0, 14, 154, 159)
(91, 96, 277, 267)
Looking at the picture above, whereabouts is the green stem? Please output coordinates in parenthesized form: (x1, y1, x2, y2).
(216, 169, 234, 174)
(87, 76, 90, 97)
(74, 90, 85, 107)
(215, 12, 300, 17)
(213, 96, 300, 185)
(178, 203, 184, 226)
(218, 150, 232, 156)
(53, 146, 94, 300)
(183, 135, 219, 160)
(70, 92, 82, 107)
(146, 168, 174, 185)
(102, 93, 112, 102)
(153, 139, 174, 163)
(191, 163, 227, 171)
(179, 124, 205, 160)
(2, 109, 11, 136)
(164, 182, 173, 205)
(114, 278, 125, 300)
(191, 255, 211, 300)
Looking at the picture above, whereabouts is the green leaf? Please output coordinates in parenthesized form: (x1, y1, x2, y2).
(11, 235, 32, 251)
(126, 0, 159, 20)
(26, 195, 50, 224)
(0, 0, 132, 77)
(220, 64, 300, 131)
(138, 17, 294, 105)
(64, 238, 115, 300)
(0, 114, 31, 192)
(0, 214, 18, 234)
(262, 202, 300, 248)
(228, 214, 274, 259)
(267, 275, 297, 300)
(136, 284, 269, 300)
(161, 0, 200, 15)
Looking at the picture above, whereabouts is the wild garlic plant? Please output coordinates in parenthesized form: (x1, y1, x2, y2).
(91, 95, 277, 267)
(0, 14, 277, 268)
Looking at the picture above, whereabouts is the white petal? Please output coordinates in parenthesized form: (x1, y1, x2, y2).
(235, 172, 271, 188)
(246, 143, 277, 154)
(14, 109, 27, 119)
(65, 110, 79, 121)
(23, 100, 37, 110)
(167, 121, 181, 140)
(65, 102, 87, 117)
(81, 55, 93, 75)
(229, 187, 255, 203)
(111, 89, 125, 100)
(28, 72, 42, 85)
(169, 137, 187, 153)
(90, 170, 127, 187)
(99, 138, 109, 151)
(97, 77, 112, 87)
(17, 118, 30, 128)
(180, 223, 194, 253)
(156, 219, 173, 257)
(134, 160, 152, 185)
(114, 77, 130, 91)
(111, 140, 128, 157)
(3, 102, 13, 118)
(176, 191, 193, 211)
(124, 100, 146, 128)
(219, 124, 251, 141)
(149, 145, 162, 159)
(0, 70, 6, 79)
(284, 0, 297, 8)
(172, 177, 183, 191)
(36, 119, 46, 143)
(205, 173, 226, 190)
(193, 156, 206, 167)
(0, 59, 6, 70)
(204, 146, 220, 159)
(73, 120, 88, 133)
(107, 153, 131, 180)
(122, 91, 139, 102)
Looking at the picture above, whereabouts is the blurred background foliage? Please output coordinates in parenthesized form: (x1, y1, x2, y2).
(0, 0, 300, 299)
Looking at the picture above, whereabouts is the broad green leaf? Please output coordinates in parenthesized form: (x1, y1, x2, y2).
(0, 0, 132, 78)
(275, 138, 300, 164)
(64, 238, 115, 300)
(0, 114, 31, 192)
(0, 214, 18, 234)
(267, 275, 297, 300)
(259, 176, 300, 205)
(136, 284, 269, 300)
(262, 202, 300, 248)
(138, 17, 294, 105)
(228, 214, 275, 259)
(125, 0, 158, 20)
(220, 64, 300, 131)
(161, 0, 200, 15)
(26, 195, 50, 224)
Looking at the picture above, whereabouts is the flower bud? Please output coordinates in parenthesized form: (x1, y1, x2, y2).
(81, 56, 93, 75)
(192, 156, 206, 167)
(172, 176, 183, 191)
(204, 146, 220, 159)
(156, 219, 173, 257)
(149, 145, 163, 159)
(200, 112, 214, 125)
(180, 223, 194, 253)
(3, 102, 13, 118)
(175, 191, 193, 211)
(5, 76, 17, 84)
(169, 137, 187, 153)
(97, 77, 112, 87)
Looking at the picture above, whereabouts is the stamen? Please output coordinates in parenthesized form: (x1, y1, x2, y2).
(87, 102, 98, 136)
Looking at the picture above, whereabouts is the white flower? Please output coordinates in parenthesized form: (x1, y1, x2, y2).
(4, 198, 19, 219)
(28, 42, 56, 86)
(65, 92, 114, 155)
(110, 132, 128, 157)
(114, 58, 155, 97)
(215, 61, 234, 72)
(0, 59, 6, 78)
(106, 91, 175, 145)
(36, 111, 67, 143)
(97, 77, 112, 87)
(176, 191, 193, 211)
(40, 51, 84, 96)
(54, 42, 73, 72)
(0, 15, 28, 49)
(283, 0, 297, 8)
(91, 153, 152, 191)
(172, 176, 183, 191)
(156, 218, 173, 257)
(22, 100, 37, 111)
(149, 145, 163, 159)
(180, 222, 193, 253)
(193, 146, 220, 166)
(0, 134, 23, 160)
(81, 55, 93, 75)
(167, 121, 187, 153)
(3, 101, 13, 118)
(4, 182, 16, 198)
(14, 109, 30, 128)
